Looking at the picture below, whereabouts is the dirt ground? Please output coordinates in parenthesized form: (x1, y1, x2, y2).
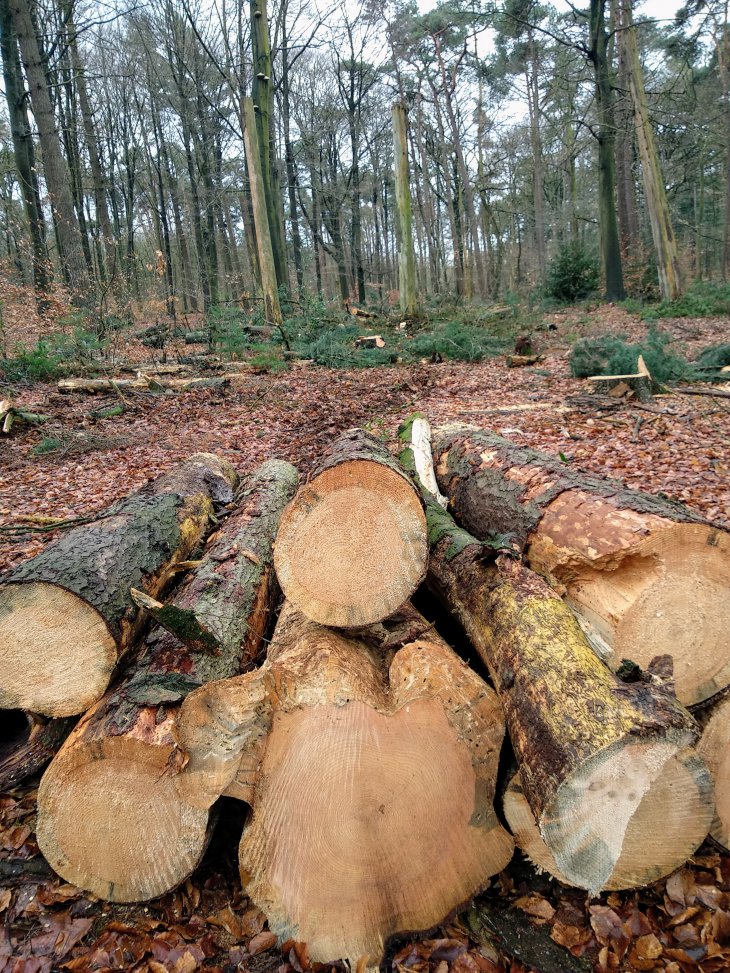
(1, 307, 729, 972)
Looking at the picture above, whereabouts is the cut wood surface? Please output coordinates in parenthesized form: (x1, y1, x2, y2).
(274, 428, 428, 627)
(400, 417, 714, 894)
(0, 453, 237, 717)
(697, 693, 730, 852)
(433, 425, 730, 707)
(505, 354, 544, 368)
(36, 460, 298, 902)
(175, 601, 513, 965)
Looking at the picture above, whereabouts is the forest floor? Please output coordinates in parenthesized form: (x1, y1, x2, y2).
(1, 304, 729, 972)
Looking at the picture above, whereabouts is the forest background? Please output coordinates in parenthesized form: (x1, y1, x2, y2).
(0, 0, 729, 362)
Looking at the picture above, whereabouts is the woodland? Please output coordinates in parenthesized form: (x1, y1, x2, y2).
(1, 0, 730, 973)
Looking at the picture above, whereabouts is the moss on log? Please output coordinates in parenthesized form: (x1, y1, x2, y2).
(0, 454, 238, 717)
(36, 460, 298, 902)
(433, 425, 730, 707)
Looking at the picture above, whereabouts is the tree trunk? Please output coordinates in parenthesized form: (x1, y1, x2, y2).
(243, 96, 283, 328)
(622, 0, 683, 300)
(176, 600, 513, 966)
(35, 461, 297, 903)
(399, 418, 713, 894)
(274, 428, 427, 628)
(0, 454, 238, 718)
(251, 0, 287, 289)
(432, 427, 730, 708)
(9, 0, 90, 301)
(0, 0, 49, 300)
(392, 102, 419, 318)
(590, 0, 625, 301)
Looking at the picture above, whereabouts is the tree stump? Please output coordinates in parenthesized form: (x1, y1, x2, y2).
(175, 602, 513, 965)
(274, 428, 428, 627)
(36, 461, 298, 902)
(0, 454, 238, 717)
(433, 425, 730, 707)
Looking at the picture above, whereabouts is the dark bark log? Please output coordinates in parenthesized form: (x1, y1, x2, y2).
(433, 426, 730, 707)
(0, 454, 238, 717)
(36, 460, 298, 902)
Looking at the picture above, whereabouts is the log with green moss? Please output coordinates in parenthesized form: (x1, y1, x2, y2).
(274, 428, 428, 627)
(399, 416, 714, 894)
(432, 425, 730, 708)
(36, 460, 298, 902)
(0, 454, 238, 718)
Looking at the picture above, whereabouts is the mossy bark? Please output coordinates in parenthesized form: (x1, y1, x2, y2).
(0, 455, 239, 717)
(36, 460, 298, 902)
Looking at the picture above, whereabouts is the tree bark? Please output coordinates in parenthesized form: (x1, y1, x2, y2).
(35, 461, 298, 903)
(176, 601, 513, 966)
(0, 712, 74, 791)
(0, 454, 238, 717)
(432, 426, 730, 708)
(274, 428, 427, 628)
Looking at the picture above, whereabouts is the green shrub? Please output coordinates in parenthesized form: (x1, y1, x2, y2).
(695, 342, 730, 370)
(570, 329, 691, 383)
(32, 436, 63, 455)
(0, 341, 66, 382)
(642, 281, 730, 320)
(546, 243, 600, 303)
(407, 322, 507, 362)
(247, 344, 289, 374)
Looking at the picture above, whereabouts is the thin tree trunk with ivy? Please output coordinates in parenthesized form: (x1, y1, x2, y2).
(392, 102, 418, 318)
(621, 0, 683, 300)
(244, 97, 282, 329)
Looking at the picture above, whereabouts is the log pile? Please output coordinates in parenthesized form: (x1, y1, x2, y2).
(1, 422, 728, 967)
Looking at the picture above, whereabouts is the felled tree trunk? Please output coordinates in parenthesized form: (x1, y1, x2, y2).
(175, 602, 513, 966)
(0, 454, 238, 717)
(697, 693, 730, 852)
(274, 428, 428, 628)
(0, 712, 74, 791)
(57, 376, 229, 394)
(400, 418, 713, 894)
(36, 461, 298, 902)
(433, 426, 730, 708)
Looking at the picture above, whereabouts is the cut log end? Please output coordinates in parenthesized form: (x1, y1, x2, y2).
(506, 739, 714, 893)
(697, 694, 730, 852)
(239, 697, 512, 966)
(557, 521, 730, 707)
(274, 460, 427, 627)
(0, 582, 116, 717)
(37, 734, 209, 902)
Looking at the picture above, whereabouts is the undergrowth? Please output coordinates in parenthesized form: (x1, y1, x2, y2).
(641, 281, 730, 320)
(570, 329, 692, 383)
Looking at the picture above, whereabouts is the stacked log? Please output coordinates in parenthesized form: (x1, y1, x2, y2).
(175, 601, 513, 967)
(400, 417, 714, 894)
(0, 453, 238, 718)
(35, 461, 298, 902)
(274, 428, 428, 627)
(432, 425, 730, 708)
(0, 421, 723, 967)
